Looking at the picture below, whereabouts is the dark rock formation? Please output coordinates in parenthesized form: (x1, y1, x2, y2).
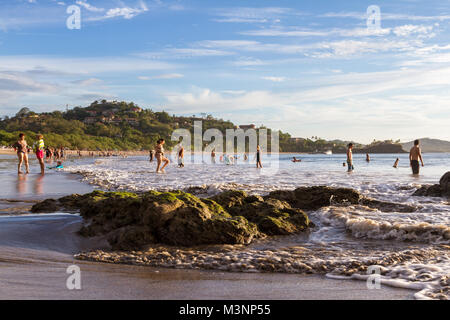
(266, 186, 416, 212)
(440, 172, 450, 196)
(31, 185, 420, 250)
(412, 172, 450, 198)
(266, 186, 360, 210)
(412, 184, 443, 197)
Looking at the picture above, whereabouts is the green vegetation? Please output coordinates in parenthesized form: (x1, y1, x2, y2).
(0, 100, 235, 151)
(0, 100, 406, 153)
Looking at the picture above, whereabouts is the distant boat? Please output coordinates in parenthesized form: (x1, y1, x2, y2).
(324, 150, 333, 155)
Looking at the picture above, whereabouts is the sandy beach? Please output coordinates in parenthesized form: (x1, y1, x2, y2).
(0, 213, 414, 300)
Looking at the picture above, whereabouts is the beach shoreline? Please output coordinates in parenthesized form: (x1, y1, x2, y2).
(0, 213, 414, 300)
(2, 151, 447, 300)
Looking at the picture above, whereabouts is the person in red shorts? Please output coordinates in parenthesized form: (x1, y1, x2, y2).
(33, 134, 45, 175)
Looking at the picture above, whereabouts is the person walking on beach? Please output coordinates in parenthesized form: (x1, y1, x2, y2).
(33, 134, 45, 175)
(155, 139, 170, 173)
(13, 133, 29, 174)
(347, 143, 354, 172)
(256, 145, 263, 169)
(178, 145, 185, 168)
(409, 139, 424, 175)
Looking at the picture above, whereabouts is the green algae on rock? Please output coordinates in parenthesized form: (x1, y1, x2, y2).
(30, 186, 417, 250)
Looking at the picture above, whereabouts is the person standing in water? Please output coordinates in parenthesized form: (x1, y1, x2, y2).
(347, 143, 354, 172)
(409, 139, 424, 175)
(256, 145, 263, 169)
(149, 149, 155, 162)
(178, 145, 185, 168)
(13, 133, 29, 174)
(155, 139, 170, 173)
(211, 150, 216, 164)
(366, 153, 370, 162)
(33, 134, 45, 175)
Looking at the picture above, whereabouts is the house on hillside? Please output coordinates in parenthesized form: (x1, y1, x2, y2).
(102, 111, 116, 117)
(130, 107, 142, 113)
(83, 117, 98, 124)
(239, 124, 256, 130)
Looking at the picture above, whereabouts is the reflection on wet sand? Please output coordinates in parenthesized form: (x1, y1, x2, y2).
(16, 174, 27, 195)
(33, 174, 44, 195)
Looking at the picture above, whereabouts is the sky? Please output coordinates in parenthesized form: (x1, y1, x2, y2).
(0, 0, 450, 143)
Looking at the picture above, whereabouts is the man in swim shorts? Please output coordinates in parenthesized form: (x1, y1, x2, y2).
(409, 139, 424, 175)
(347, 143, 354, 172)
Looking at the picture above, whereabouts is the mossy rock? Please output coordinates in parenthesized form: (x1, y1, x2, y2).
(32, 188, 317, 250)
(210, 190, 248, 208)
(267, 186, 361, 210)
(223, 196, 310, 236)
(31, 199, 59, 213)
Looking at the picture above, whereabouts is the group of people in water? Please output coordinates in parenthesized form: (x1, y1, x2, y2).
(12, 133, 64, 175)
(146, 138, 426, 175)
(344, 140, 425, 175)
(12, 132, 426, 176)
(148, 139, 264, 173)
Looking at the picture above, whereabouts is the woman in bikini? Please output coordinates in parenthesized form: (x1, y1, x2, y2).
(14, 133, 29, 174)
(155, 139, 170, 173)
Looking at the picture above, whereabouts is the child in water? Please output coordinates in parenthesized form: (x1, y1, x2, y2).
(48, 161, 64, 169)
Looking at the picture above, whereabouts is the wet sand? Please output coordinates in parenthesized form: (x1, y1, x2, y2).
(0, 213, 414, 300)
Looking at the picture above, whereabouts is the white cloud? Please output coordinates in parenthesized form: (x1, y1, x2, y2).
(320, 11, 450, 22)
(261, 76, 286, 82)
(212, 7, 297, 24)
(89, 1, 149, 20)
(138, 73, 184, 80)
(72, 78, 103, 86)
(393, 24, 434, 38)
(0, 55, 176, 74)
(75, 1, 105, 13)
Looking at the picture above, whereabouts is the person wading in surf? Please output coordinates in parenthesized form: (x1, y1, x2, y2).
(33, 134, 45, 175)
(409, 139, 424, 175)
(347, 143, 354, 172)
(13, 133, 29, 175)
(155, 139, 170, 173)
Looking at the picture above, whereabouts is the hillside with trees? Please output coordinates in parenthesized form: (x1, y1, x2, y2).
(0, 100, 406, 153)
(401, 138, 450, 153)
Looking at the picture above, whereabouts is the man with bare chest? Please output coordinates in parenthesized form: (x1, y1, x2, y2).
(409, 139, 424, 175)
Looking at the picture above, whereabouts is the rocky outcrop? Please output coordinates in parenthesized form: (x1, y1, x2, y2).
(32, 190, 310, 249)
(266, 186, 416, 212)
(266, 186, 360, 210)
(440, 172, 450, 195)
(212, 191, 311, 236)
(31, 185, 419, 250)
(413, 172, 450, 198)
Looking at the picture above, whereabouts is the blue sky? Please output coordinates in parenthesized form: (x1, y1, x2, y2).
(1, 0, 450, 143)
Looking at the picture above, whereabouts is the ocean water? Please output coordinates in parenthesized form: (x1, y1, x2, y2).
(2, 152, 449, 299)
(62, 152, 449, 299)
